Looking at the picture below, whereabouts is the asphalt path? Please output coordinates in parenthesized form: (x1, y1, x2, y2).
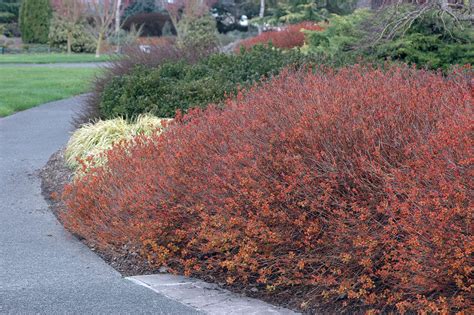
(0, 95, 200, 314)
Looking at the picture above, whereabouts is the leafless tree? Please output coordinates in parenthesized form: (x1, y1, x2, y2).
(86, 0, 130, 57)
(114, 0, 133, 52)
(160, 0, 216, 38)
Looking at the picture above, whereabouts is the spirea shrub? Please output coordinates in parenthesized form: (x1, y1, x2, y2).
(237, 22, 323, 51)
(62, 65, 473, 313)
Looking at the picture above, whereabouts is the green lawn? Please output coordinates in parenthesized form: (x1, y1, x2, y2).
(0, 53, 114, 64)
(0, 66, 98, 117)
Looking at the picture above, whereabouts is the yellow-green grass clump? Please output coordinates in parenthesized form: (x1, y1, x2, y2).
(65, 115, 169, 174)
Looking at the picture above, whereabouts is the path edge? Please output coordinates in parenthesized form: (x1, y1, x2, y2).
(127, 274, 299, 315)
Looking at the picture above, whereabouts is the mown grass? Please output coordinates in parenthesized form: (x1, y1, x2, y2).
(0, 66, 99, 117)
(0, 53, 114, 64)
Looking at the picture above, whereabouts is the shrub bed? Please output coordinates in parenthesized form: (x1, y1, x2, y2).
(62, 64, 472, 313)
(98, 45, 311, 119)
(237, 22, 323, 51)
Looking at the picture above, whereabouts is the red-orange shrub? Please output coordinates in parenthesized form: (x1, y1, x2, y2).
(237, 22, 323, 51)
(62, 65, 473, 313)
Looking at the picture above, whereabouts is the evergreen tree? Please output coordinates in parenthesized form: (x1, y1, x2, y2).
(19, 0, 51, 43)
(0, 0, 20, 23)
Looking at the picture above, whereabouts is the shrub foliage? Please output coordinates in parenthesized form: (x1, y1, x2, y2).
(237, 22, 323, 51)
(63, 65, 473, 313)
(48, 15, 95, 53)
(78, 38, 214, 125)
(98, 45, 310, 119)
(304, 8, 474, 70)
(176, 14, 219, 53)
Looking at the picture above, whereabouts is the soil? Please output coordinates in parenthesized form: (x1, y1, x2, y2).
(39, 149, 72, 220)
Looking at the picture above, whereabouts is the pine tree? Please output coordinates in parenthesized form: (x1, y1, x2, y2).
(19, 0, 51, 44)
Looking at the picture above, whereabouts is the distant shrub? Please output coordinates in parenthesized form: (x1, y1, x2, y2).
(63, 65, 473, 314)
(373, 32, 474, 70)
(369, 10, 474, 70)
(304, 8, 474, 69)
(304, 10, 369, 57)
(176, 14, 219, 53)
(48, 15, 95, 53)
(65, 115, 168, 174)
(237, 21, 323, 51)
(260, 0, 357, 25)
(98, 45, 311, 119)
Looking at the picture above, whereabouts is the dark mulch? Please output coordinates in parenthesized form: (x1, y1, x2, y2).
(40, 149, 71, 219)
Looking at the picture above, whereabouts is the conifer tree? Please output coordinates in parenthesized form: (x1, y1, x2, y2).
(19, 0, 51, 43)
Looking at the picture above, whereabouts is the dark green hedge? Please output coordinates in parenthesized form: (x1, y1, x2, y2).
(99, 45, 312, 119)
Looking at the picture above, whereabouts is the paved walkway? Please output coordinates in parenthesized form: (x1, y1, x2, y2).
(0, 96, 200, 314)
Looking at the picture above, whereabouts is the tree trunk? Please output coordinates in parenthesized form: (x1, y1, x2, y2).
(169, 15, 179, 38)
(259, 0, 265, 18)
(115, 0, 122, 53)
(95, 31, 103, 58)
(115, 0, 122, 35)
(67, 30, 72, 54)
(257, 0, 265, 34)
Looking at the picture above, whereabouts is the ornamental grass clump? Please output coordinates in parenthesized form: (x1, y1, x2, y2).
(62, 65, 473, 314)
(65, 115, 168, 174)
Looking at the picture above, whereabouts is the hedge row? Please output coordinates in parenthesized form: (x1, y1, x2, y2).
(63, 65, 473, 314)
(98, 45, 312, 119)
